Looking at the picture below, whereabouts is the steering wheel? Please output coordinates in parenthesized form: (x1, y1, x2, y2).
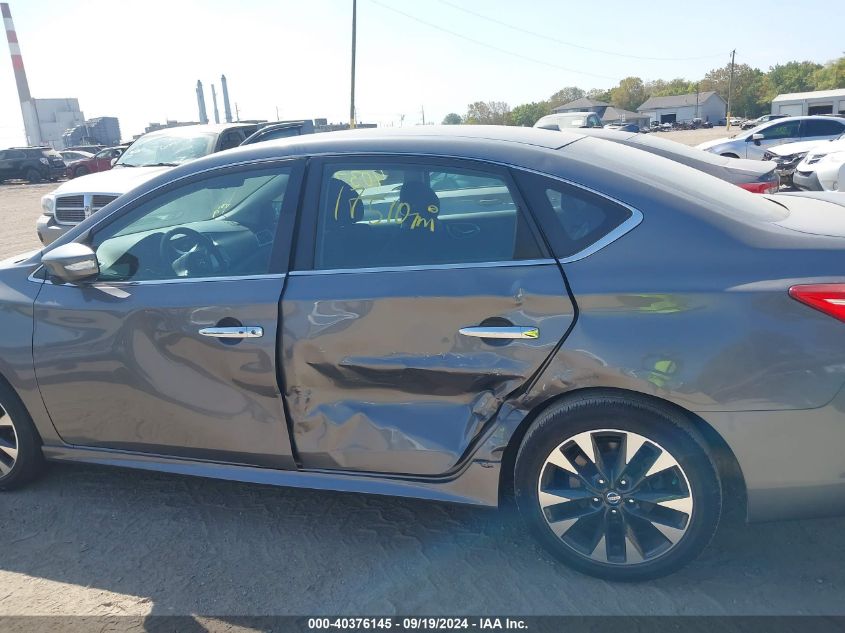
(159, 227, 226, 277)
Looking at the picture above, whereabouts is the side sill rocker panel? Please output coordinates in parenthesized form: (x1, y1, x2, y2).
(42, 445, 500, 507)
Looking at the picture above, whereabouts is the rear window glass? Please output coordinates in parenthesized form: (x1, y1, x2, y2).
(514, 170, 633, 259)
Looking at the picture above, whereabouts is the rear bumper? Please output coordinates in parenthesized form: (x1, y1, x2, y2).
(793, 169, 824, 191)
(36, 214, 71, 246)
(699, 387, 845, 522)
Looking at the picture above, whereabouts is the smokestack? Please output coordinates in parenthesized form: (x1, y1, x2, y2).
(211, 84, 220, 124)
(221, 74, 232, 123)
(2, 3, 42, 145)
(196, 80, 208, 124)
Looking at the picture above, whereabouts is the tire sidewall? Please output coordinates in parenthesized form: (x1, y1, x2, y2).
(0, 382, 43, 491)
(514, 396, 721, 581)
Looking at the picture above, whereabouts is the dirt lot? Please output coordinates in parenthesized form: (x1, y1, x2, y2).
(2, 171, 845, 618)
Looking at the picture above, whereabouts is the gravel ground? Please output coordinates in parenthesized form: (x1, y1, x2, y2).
(2, 169, 844, 618)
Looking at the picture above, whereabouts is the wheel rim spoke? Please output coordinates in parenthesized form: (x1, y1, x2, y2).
(0, 409, 18, 477)
(538, 428, 694, 567)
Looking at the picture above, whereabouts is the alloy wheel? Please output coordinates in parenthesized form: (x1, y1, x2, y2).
(537, 428, 693, 566)
(0, 403, 19, 477)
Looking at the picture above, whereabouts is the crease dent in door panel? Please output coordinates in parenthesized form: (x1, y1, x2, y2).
(281, 264, 575, 475)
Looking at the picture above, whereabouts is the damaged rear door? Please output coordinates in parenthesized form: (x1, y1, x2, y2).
(280, 156, 575, 475)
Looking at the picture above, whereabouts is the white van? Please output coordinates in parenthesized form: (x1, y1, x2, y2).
(534, 112, 603, 131)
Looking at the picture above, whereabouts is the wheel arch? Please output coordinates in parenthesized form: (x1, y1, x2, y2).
(497, 386, 747, 519)
(0, 367, 45, 447)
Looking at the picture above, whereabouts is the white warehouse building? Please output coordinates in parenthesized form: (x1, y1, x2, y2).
(637, 91, 726, 125)
(772, 89, 845, 117)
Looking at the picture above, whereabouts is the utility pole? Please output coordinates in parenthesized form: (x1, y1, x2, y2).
(349, 0, 357, 129)
(276, 105, 280, 121)
(235, 102, 240, 122)
(421, 105, 425, 126)
(726, 49, 736, 131)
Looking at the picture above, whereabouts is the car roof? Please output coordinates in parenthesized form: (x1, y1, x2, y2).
(249, 125, 581, 153)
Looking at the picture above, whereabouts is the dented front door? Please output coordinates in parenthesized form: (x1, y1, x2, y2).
(281, 264, 574, 475)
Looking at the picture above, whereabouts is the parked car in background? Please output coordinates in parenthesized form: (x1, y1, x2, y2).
(741, 114, 787, 130)
(728, 117, 743, 127)
(64, 145, 105, 154)
(37, 123, 260, 245)
(59, 150, 94, 166)
(5, 126, 845, 582)
(241, 120, 315, 145)
(0, 147, 66, 183)
(67, 146, 128, 179)
(763, 131, 845, 187)
(534, 112, 603, 130)
(697, 116, 845, 160)
(578, 128, 779, 193)
(793, 135, 845, 192)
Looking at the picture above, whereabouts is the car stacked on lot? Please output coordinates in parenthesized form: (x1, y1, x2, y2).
(763, 130, 845, 188)
(0, 146, 66, 183)
(3, 126, 845, 581)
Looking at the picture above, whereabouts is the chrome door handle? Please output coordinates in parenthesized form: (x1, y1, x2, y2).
(199, 326, 264, 339)
(459, 326, 539, 340)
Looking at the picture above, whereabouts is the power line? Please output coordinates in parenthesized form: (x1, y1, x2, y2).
(368, 0, 620, 82)
(437, 0, 725, 62)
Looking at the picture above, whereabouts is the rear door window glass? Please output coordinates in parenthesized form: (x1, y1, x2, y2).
(310, 161, 543, 270)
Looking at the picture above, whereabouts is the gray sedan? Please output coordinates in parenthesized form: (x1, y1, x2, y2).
(2, 126, 845, 581)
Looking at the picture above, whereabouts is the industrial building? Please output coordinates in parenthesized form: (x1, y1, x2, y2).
(62, 116, 121, 148)
(3, 2, 109, 149)
(637, 91, 726, 125)
(771, 89, 845, 116)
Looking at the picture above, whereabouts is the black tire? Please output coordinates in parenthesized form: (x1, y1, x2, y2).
(0, 381, 45, 491)
(25, 168, 43, 184)
(74, 166, 89, 178)
(514, 391, 721, 581)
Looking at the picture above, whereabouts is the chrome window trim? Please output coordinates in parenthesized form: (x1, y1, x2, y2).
(41, 273, 286, 288)
(289, 258, 557, 277)
(50, 150, 645, 270)
(557, 208, 643, 263)
(87, 273, 287, 287)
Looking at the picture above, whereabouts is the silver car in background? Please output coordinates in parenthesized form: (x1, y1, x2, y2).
(697, 116, 845, 159)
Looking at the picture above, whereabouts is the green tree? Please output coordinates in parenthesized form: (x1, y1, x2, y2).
(586, 87, 611, 102)
(645, 77, 695, 97)
(464, 101, 511, 125)
(811, 56, 845, 90)
(765, 60, 823, 99)
(610, 76, 647, 111)
(509, 101, 550, 127)
(442, 112, 463, 125)
(700, 63, 767, 118)
(548, 86, 585, 110)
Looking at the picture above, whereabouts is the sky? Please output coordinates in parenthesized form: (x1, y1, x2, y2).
(1, 0, 842, 147)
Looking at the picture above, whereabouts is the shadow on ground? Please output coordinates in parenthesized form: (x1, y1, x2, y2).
(1, 462, 843, 616)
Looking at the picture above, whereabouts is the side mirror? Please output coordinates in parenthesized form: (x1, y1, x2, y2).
(751, 133, 765, 144)
(41, 243, 99, 283)
(110, 158, 118, 166)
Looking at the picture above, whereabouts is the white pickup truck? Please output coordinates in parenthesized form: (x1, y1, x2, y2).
(37, 123, 259, 245)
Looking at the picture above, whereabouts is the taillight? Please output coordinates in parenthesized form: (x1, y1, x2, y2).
(738, 181, 779, 194)
(789, 284, 845, 322)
